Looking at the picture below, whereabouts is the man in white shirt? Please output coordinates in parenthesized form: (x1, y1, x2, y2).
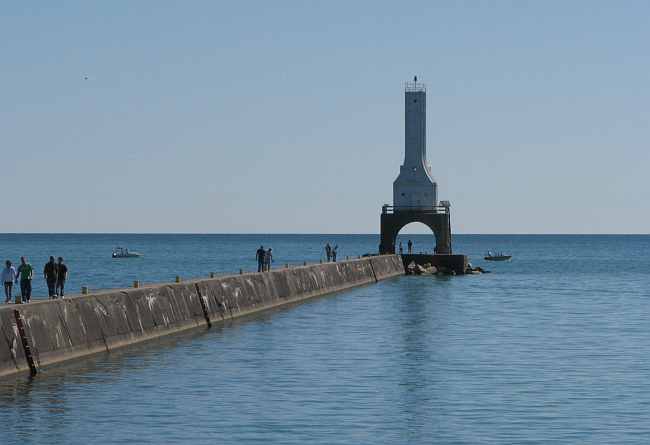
(2, 260, 18, 303)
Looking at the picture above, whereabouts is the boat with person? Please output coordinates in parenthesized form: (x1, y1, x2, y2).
(112, 247, 143, 258)
(484, 251, 512, 261)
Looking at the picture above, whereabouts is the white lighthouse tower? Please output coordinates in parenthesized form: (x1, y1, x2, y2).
(392, 77, 438, 210)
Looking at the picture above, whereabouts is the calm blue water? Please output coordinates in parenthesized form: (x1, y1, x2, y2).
(1, 234, 650, 444)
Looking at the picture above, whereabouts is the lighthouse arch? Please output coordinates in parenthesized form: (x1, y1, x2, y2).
(395, 222, 437, 254)
(379, 211, 452, 255)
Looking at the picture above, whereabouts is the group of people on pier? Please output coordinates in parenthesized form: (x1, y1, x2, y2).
(398, 240, 414, 255)
(255, 243, 341, 272)
(256, 246, 274, 272)
(2, 256, 68, 304)
(324, 243, 338, 262)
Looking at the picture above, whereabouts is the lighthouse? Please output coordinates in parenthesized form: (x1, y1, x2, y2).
(392, 77, 438, 210)
(378, 77, 467, 273)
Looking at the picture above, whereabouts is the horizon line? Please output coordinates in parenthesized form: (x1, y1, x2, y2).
(1, 232, 649, 236)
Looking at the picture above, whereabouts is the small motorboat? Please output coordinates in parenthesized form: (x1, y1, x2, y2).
(112, 247, 143, 258)
(484, 251, 512, 261)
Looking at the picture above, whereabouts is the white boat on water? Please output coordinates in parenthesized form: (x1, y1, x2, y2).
(112, 247, 143, 258)
(484, 251, 512, 261)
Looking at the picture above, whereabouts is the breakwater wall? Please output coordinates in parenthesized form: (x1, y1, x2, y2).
(0, 255, 404, 378)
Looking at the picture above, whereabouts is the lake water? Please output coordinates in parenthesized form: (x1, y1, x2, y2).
(1, 234, 650, 444)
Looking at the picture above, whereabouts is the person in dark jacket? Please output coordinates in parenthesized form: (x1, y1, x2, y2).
(56, 257, 68, 298)
(16, 257, 33, 303)
(256, 246, 266, 272)
(43, 256, 58, 299)
(264, 248, 273, 271)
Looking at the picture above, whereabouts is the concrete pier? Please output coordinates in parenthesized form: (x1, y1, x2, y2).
(0, 255, 404, 379)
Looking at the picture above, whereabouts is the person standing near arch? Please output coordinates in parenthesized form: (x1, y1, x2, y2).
(407, 239, 413, 254)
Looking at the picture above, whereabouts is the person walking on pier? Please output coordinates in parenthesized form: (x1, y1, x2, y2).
(325, 243, 332, 262)
(332, 245, 338, 262)
(264, 248, 273, 271)
(256, 245, 266, 272)
(2, 260, 17, 304)
(17, 257, 33, 303)
(56, 257, 68, 298)
(44, 256, 58, 299)
(407, 239, 413, 254)
(399, 241, 403, 255)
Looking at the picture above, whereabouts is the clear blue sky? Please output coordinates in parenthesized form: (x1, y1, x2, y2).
(2, 1, 649, 234)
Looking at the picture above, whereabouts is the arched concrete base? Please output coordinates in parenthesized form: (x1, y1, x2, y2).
(379, 210, 452, 255)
